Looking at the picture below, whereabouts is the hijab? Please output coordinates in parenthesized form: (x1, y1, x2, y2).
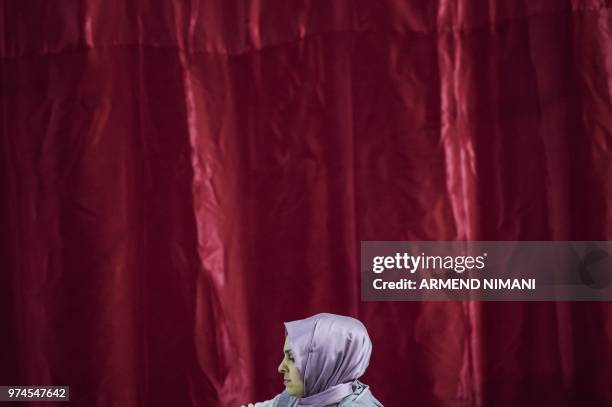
(283, 313, 372, 407)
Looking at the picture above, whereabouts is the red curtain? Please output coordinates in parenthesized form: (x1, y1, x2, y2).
(1, 1, 611, 406)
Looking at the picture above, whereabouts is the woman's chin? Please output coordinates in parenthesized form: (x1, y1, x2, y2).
(285, 387, 303, 397)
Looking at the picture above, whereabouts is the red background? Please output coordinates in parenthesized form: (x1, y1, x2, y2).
(1, 1, 611, 406)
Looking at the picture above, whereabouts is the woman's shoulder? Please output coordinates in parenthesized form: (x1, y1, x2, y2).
(274, 391, 298, 407)
(242, 394, 282, 407)
(338, 381, 383, 407)
(267, 382, 383, 407)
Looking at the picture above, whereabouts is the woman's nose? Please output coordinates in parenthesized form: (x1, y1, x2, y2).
(277, 360, 286, 374)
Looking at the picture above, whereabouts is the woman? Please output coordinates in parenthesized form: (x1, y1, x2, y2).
(245, 313, 383, 406)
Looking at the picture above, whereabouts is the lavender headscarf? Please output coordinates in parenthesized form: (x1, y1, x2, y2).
(284, 313, 372, 407)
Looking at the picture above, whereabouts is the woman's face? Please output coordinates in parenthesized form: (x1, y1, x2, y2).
(277, 336, 305, 397)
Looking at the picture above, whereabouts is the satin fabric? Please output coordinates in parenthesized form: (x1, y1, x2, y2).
(295, 383, 354, 407)
(284, 313, 372, 406)
(276, 381, 382, 407)
(1, 1, 612, 406)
